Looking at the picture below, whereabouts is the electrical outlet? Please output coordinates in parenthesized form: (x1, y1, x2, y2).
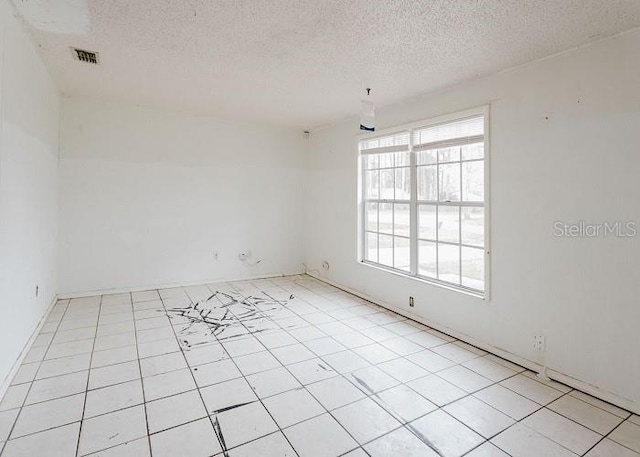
(409, 296, 415, 307)
(534, 335, 546, 351)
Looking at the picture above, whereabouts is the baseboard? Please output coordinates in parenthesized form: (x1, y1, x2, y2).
(0, 294, 59, 401)
(307, 272, 639, 416)
(58, 270, 306, 299)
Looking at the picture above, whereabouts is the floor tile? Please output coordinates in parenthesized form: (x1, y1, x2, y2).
(263, 388, 324, 428)
(137, 338, 180, 358)
(284, 413, 358, 457)
(288, 358, 338, 385)
(246, 367, 302, 398)
(222, 337, 265, 357)
(352, 344, 399, 365)
(37, 353, 91, 380)
(25, 370, 88, 405)
(84, 379, 144, 418)
(78, 405, 147, 455)
(407, 374, 466, 406)
(585, 438, 640, 457)
(409, 409, 484, 456)
(322, 351, 370, 374)
(90, 345, 138, 369)
(548, 394, 623, 434)
(405, 349, 456, 372)
(0, 384, 30, 411)
(1, 422, 80, 457)
(364, 426, 440, 457)
(45, 340, 94, 360)
(11, 363, 39, 385)
(200, 378, 258, 414)
(378, 358, 429, 383)
(227, 431, 296, 457)
(432, 342, 480, 363)
(462, 356, 518, 382)
(235, 351, 281, 375)
(499, 373, 565, 405)
(215, 401, 278, 449)
(348, 366, 400, 395)
(465, 442, 511, 456)
(53, 327, 96, 344)
(332, 397, 401, 444)
(443, 396, 515, 438)
(609, 420, 640, 453)
(143, 368, 196, 401)
(183, 343, 226, 366)
(491, 423, 577, 457)
(304, 337, 347, 356)
(11, 393, 84, 438)
(0, 409, 20, 441)
(306, 376, 366, 411)
(374, 385, 437, 423)
(523, 407, 602, 454)
(271, 344, 316, 365)
(150, 417, 221, 457)
(475, 384, 541, 420)
(88, 360, 140, 390)
(379, 337, 424, 356)
(139, 351, 187, 377)
(146, 390, 207, 433)
(192, 359, 241, 387)
(405, 330, 449, 348)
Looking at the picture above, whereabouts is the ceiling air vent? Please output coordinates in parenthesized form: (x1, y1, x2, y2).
(71, 48, 99, 64)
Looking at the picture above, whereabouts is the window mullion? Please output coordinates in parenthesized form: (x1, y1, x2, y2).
(409, 134, 418, 275)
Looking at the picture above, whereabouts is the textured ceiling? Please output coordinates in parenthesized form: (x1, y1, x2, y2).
(12, 0, 640, 129)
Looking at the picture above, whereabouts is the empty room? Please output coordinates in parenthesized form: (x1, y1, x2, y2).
(1, 0, 639, 456)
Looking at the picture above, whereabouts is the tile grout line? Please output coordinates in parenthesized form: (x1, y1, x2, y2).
(129, 291, 154, 457)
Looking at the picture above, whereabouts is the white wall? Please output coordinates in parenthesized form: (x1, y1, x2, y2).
(305, 29, 640, 412)
(0, 0, 60, 385)
(59, 99, 307, 294)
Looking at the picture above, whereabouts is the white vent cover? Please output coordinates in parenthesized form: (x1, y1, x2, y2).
(71, 48, 99, 64)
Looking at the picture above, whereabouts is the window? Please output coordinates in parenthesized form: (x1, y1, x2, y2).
(359, 108, 488, 296)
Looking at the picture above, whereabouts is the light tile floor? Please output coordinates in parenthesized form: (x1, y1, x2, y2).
(0, 275, 638, 457)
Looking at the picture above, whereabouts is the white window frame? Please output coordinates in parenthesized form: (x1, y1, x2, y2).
(357, 106, 491, 299)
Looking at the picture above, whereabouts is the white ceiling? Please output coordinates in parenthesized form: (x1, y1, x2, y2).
(13, 0, 640, 129)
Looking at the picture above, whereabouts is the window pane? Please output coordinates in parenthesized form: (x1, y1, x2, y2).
(365, 170, 379, 199)
(365, 232, 378, 262)
(462, 246, 484, 290)
(379, 234, 393, 267)
(418, 240, 437, 278)
(438, 244, 460, 284)
(438, 146, 460, 163)
(462, 161, 484, 202)
(380, 169, 394, 200)
(395, 152, 410, 167)
(394, 237, 410, 271)
(379, 203, 393, 235)
(418, 205, 436, 240)
(437, 206, 460, 244)
(379, 153, 394, 168)
(395, 167, 411, 200)
(461, 142, 483, 161)
(417, 149, 437, 165)
(439, 163, 461, 201)
(394, 204, 410, 237)
(365, 202, 378, 232)
(364, 154, 379, 170)
(461, 207, 484, 247)
(417, 165, 437, 201)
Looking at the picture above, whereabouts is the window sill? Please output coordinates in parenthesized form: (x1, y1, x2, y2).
(359, 260, 486, 300)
